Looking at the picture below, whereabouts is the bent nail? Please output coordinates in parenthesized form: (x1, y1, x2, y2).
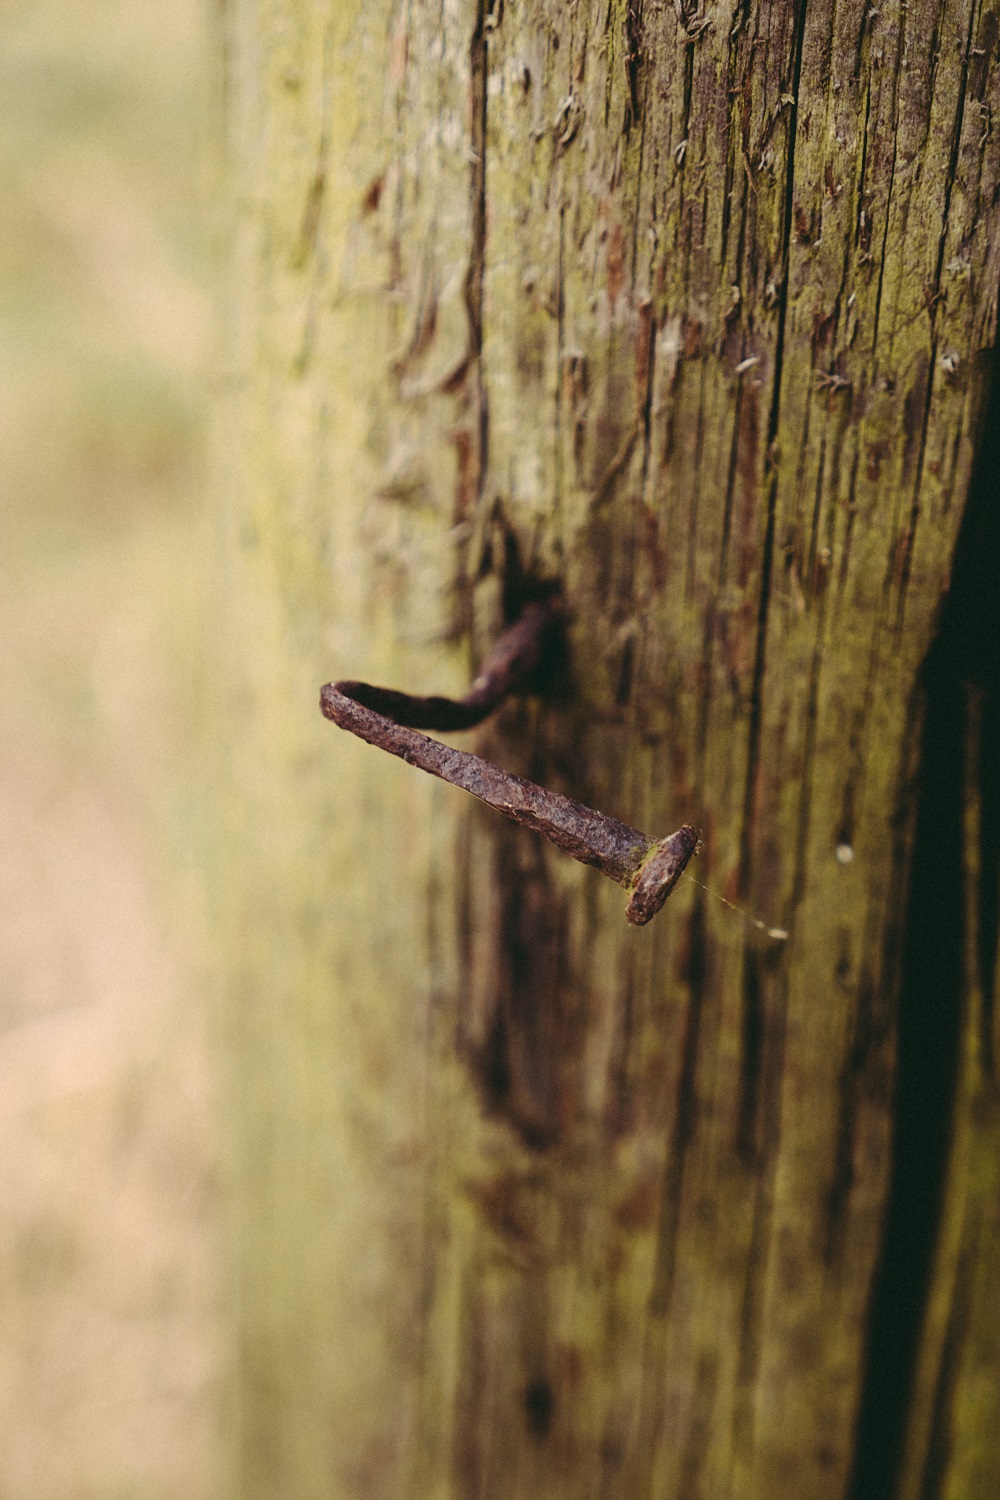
(320, 680, 700, 926)
(335, 599, 558, 731)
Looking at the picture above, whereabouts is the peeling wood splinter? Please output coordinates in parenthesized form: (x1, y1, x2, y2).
(320, 604, 700, 925)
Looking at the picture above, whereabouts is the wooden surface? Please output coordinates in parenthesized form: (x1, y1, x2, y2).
(215, 2, 1000, 1495)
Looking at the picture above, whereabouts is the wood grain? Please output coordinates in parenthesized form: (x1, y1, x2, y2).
(216, 2, 1000, 1495)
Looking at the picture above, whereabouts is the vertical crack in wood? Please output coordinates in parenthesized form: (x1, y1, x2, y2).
(847, 657, 968, 1500)
(737, 0, 808, 893)
(869, 5, 907, 361)
(730, 0, 810, 1456)
(897, 0, 979, 630)
(848, 345, 1000, 1500)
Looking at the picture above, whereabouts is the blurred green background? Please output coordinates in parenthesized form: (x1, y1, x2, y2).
(0, 2, 220, 1495)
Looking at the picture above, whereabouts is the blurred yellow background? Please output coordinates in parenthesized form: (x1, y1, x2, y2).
(0, 2, 220, 1495)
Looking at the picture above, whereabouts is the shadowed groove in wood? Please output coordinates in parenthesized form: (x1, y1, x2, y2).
(732, 19, 809, 1371)
(849, 345, 1000, 1500)
(847, 632, 970, 1500)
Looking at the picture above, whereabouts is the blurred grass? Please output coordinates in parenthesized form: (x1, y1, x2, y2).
(0, 3, 220, 1497)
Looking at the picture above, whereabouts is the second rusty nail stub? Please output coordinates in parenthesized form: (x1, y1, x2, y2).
(320, 607, 700, 925)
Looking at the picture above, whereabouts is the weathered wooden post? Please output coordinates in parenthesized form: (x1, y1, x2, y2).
(215, 3, 1000, 1495)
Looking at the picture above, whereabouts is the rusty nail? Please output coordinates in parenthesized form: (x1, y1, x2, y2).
(320, 610, 699, 925)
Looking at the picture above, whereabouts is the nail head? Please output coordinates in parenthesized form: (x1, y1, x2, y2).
(625, 826, 701, 926)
